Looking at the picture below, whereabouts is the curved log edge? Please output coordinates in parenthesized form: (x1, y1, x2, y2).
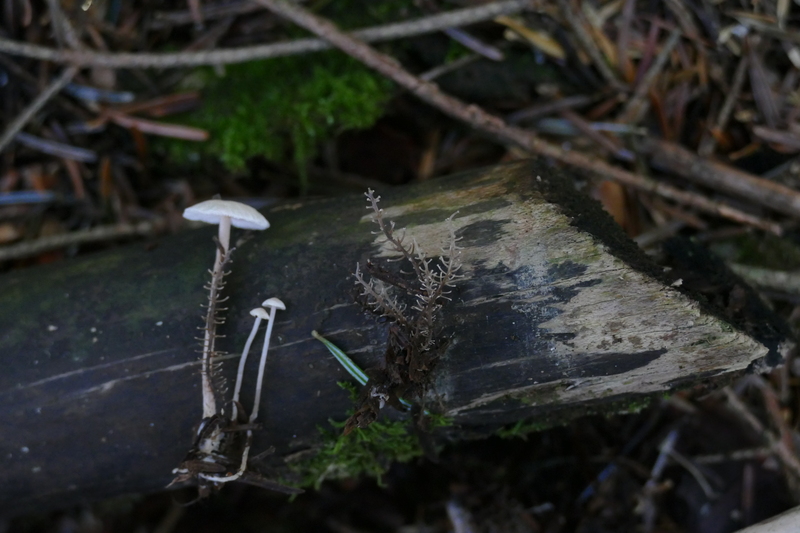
(0, 159, 789, 515)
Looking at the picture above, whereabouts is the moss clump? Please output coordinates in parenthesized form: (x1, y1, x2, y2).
(166, 53, 393, 192)
(496, 418, 554, 440)
(711, 232, 800, 270)
(288, 384, 451, 489)
(319, 0, 417, 30)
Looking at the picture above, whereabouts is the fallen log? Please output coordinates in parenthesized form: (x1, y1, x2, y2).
(0, 160, 788, 515)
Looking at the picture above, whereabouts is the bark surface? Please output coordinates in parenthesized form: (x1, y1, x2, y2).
(0, 160, 784, 515)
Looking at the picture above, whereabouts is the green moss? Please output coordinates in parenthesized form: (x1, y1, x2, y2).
(444, 39, 472, 62)
(496, 418, 553, 440)
(711, 233, 800, 270)
(319, 0, 418, 29)
(162, 53, 393, 193)
(287, 383, 451, 489)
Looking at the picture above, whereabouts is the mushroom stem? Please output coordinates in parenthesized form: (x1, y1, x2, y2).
(199, 263, 224, 419)
(231, 309, 268, 421)
(217, 215, 231, 257)
(250, 306, 278, 424)
(199, 217, 232, 419)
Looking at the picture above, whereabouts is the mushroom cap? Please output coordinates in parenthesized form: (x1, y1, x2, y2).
(250, 308, 270, 319)
(183, 199, 269, 230)
(262, 297, 286, 310)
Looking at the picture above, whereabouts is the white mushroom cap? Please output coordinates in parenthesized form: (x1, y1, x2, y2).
(183, 199, 269, 230)
(262, 297, 286, 310)
(249, 308, 270, 319)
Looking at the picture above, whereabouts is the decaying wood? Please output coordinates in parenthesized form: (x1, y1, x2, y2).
(0, 160, 788, 515)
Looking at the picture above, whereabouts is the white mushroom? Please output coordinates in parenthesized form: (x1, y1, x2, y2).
(183, 199, 269, 255)
(231, 308, 270, 421)
(182, 198, 270, 419)
(249, 297, 286, 423)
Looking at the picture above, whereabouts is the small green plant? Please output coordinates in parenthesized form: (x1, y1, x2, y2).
(346, 190, 463, 433)
(288, 383, 450, 489)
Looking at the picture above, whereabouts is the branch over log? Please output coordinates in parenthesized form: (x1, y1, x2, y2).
(0, 160, 787, 515)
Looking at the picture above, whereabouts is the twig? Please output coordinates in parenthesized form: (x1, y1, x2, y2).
(45, 0, 84, 51)
(728, 263, 800, 295)
(722, 387, 800, 481)
(752, 125, 800, 151)
(698, 54, 748, 156)
(152, 0, 259, 28)
(663, 0, 701, 39)
(419, 53, 481, 81)
(254, 0, 783, 234)
(667, 448, 717, 499)
(748, 37, 780, 129)
(506, 94, 598, 124)
(14, 132, 98, 162)
(555, 0, 625, 91)
(0, 66, 78, 153)
(644, 138, 800, 219)
(616, 0, 635, 80)
(0, 0, 532, 68)
(738, 376, 796, 457)
(617, 28, 682, 125)
(559, 108, 633, 161)
(692, 447, 771, 464)
(0, 219, 165, 262)
(442, 27, 504, 61)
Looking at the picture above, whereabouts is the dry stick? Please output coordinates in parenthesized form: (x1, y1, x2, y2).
(0, 66, 78, 153)
(45, 0, 83, 50)
(559, 108, 632, 161)
(255, 0, 782, 234)
(616, 27, 682, 125)
(748, 37, 780, 129)
(152, 0, 260, 28)
(644, 138, 800, 220)
(698, 54, 748, 157)
(0, 219, 165, 262)
(555, 0, 626, 91)
(723, 387, 800, 481)
(0, 0, 532, 68)
(752, 125, 800, 150)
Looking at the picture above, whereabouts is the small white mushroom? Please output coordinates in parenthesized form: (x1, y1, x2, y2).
(182, 198, 270, 419)
(183, 198, 269, 254)
(231, 308, 270, 421)
(249, 297, 286, 423)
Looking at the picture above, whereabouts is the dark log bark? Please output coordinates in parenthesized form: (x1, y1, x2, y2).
(0, 160, 787, 515)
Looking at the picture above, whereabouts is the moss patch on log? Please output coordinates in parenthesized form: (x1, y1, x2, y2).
(161, 53, 393, 192)
(285, 385, 451, 489)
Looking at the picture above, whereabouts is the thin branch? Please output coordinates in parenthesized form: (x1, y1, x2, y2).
(644, 138, 800, 220)
(0, 0, 532, 68)
(0, 219, 165, 262)
(0, 66, 78, 153)
(723, 387, 800, 482)
(616, 27, 682, 125)
(555, 0, 626, 91)
(698, 54, 748, 156)
(254, 0, 783, 234)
